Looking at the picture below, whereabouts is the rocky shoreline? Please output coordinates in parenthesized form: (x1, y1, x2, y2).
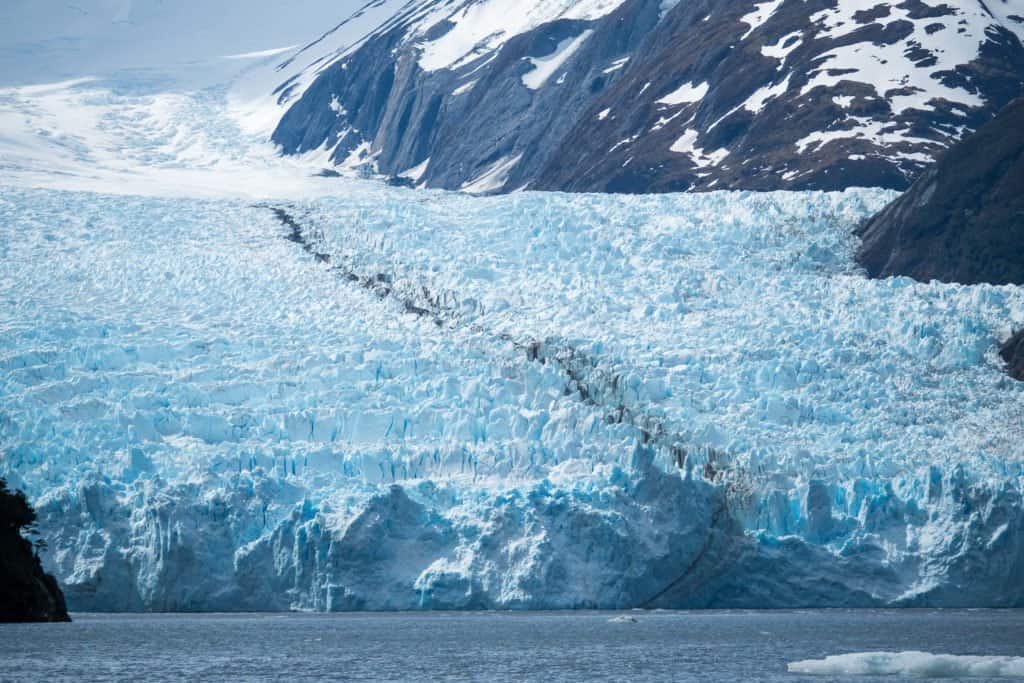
(1, 478, 69, 623)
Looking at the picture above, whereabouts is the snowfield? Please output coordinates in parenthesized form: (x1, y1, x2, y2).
(1, 6, 1023, 611)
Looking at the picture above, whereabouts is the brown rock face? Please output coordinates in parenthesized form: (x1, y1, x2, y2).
(857, 98, 1024, 286)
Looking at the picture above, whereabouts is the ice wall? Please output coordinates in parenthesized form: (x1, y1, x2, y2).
(2, 184, 1022, 610)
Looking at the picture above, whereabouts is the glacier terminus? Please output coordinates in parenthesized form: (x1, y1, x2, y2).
(3, 181, 1022, 611)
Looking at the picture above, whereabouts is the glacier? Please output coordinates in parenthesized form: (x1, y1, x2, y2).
(2, 182, 1023, 611)
(0, 21, 1022, 612)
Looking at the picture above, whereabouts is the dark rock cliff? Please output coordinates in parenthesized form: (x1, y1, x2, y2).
(1002, 329, 1024, 381)
(857, 98, 1024, 285)
(0, 478, 70, 623)
(272, 0, 1024, 194)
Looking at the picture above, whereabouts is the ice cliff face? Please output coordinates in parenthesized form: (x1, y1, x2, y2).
(2, 184, 1023, 610)
(271, 0, 1024, 193)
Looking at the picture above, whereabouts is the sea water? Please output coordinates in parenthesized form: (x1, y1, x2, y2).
(1, 610, 1022, 681)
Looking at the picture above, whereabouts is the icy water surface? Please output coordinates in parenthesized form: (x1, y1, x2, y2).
(1, 610, 1022, 682)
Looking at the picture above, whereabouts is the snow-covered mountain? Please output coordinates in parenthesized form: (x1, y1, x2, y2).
(270, 0, 1024, 193)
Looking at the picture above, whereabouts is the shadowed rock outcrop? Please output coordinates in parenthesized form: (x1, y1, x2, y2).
(1002, 330, 1024, 381)
(857, 98, 1024, 285)
(0, 478, 70, 623)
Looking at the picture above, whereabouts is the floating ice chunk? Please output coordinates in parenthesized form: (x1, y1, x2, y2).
(788, 652, 1024, 678)
(608, 615, 638, 623)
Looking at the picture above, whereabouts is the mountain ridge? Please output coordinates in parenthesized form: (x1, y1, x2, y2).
(271, 0, 1024, 194)
(856, 96, 1024, 285)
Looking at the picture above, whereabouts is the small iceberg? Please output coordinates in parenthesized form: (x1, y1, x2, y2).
(608, 615, 638, 624)
(788, 651, 1024, 678)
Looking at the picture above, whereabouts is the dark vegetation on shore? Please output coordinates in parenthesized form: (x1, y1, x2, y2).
(0, 478, 70, 623)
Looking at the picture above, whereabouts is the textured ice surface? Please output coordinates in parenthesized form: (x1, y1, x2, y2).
(298, 189, 1024, 480)
(788, 652, 1024, 678)
(3, 181, 1023, 611)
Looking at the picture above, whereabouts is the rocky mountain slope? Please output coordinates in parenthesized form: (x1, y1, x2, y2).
(857, 97, 1024, 285)
(271, 0, 1024, 193)
(1003, 330, 1024, 380)
(0, 478, 69, 623)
